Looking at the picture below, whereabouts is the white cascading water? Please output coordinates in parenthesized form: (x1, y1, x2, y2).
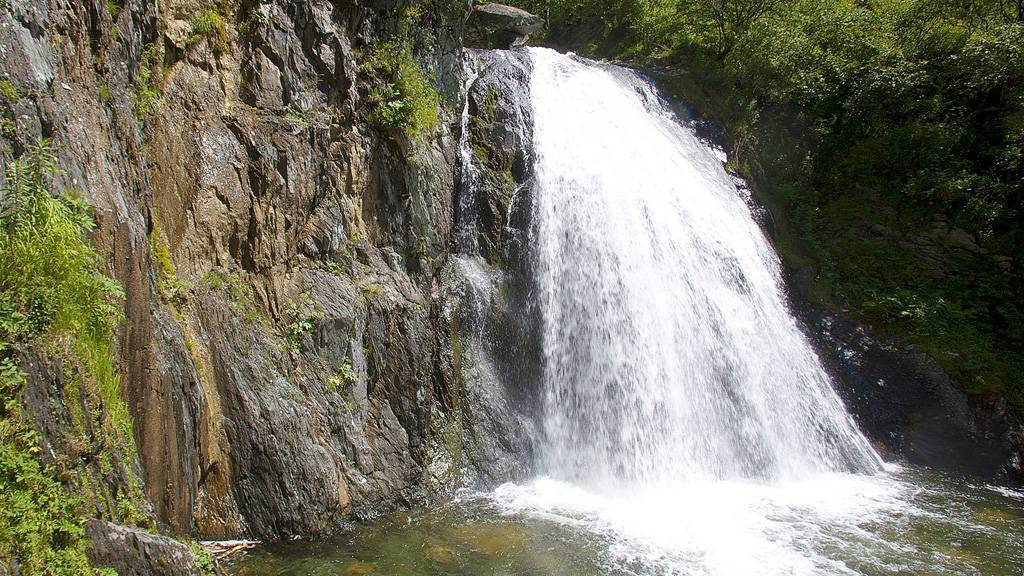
(528, 49, 879, 487)
(492, 48, 897, 576)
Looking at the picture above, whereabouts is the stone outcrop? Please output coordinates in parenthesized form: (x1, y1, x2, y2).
(466, 3, 544, 49)
(85, 520, 206, 576)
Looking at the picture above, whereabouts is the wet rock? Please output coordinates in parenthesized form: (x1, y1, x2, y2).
(463, 49, 534, 265)
(466, 3, 544, 49)
(798, 302, 1024, 482)
(440, 49, 542, 488)
(424, 542, 457, 563)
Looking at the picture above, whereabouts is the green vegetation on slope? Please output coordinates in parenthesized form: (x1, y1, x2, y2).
(361, 41, 441, 140)
(512, 0, 1024, 402)
(1, 141, 132, 575)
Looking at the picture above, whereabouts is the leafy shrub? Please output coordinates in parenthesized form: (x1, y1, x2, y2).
(362, 42, 440, 140)
(328, 357, 356, 392)
(0, 141, 124, 339)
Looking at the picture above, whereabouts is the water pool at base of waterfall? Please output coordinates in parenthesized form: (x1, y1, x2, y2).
(226, 468, 1024, 576)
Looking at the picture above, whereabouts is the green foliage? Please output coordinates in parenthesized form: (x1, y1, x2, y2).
(284, 292, 323, 353)
(188, 541, 217, 576)
(133, 44, 162, 119)
(0, 141, 128, 574)
(204, 271, 262, 325)
(106, 0, 122, 18)
(0, 408, 99, 576)
(0, 141, 124, 340)
(189, 4, 231, 55)
(0, 79, 21, 102)
(328, 356, 356, 393)
(361, 42, 441, 140)
(238, 6, 269, 36)
(326, 259, 349, 276)
(511, 0, 1024, 403)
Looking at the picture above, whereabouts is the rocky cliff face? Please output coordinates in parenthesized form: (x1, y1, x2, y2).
(800, 301, 1024, 481)
(441, 48, 540, 487)
(0, 0, 478, 564)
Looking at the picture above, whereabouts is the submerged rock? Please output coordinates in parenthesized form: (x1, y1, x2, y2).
(344, 561, 376, 575)
(423, 542, 457, 563)
(453, 522, 526, 556)
(466, 3, 544, 49)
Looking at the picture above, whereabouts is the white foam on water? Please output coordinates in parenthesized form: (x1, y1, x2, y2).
(491, 474, 921, 576)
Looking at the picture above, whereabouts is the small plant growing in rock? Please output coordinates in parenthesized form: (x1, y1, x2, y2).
(359, 283, 382, 299)
(204, 271, 262, 325)
(326, 259, 348, 276)
(189, 6, 231, 55)
(132, 44, 162, 120)
(328, 356, 357, 393)
(284, 104, 310, 128)
(149, 219, 190, 308)
(0, 79, 21, 102)
(361, 42, 440, 141)
(0, 118, 15, 138)
(238, 7, 269, 36)
(284, 292, 323, 353)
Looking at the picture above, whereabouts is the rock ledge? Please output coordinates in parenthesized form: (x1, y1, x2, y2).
(467, 3, 544, 49)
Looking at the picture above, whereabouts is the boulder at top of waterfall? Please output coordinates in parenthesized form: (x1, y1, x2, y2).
(466, 3, 545, 49)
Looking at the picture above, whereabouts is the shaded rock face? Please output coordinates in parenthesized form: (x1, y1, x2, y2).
(443, 49, 541, 486)
(799, 302, 1024, 482)
(466, 3, 544, 49)
(0, 0, 472, 551)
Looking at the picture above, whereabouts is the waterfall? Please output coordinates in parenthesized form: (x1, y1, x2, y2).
(527, 48, 881, 489)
